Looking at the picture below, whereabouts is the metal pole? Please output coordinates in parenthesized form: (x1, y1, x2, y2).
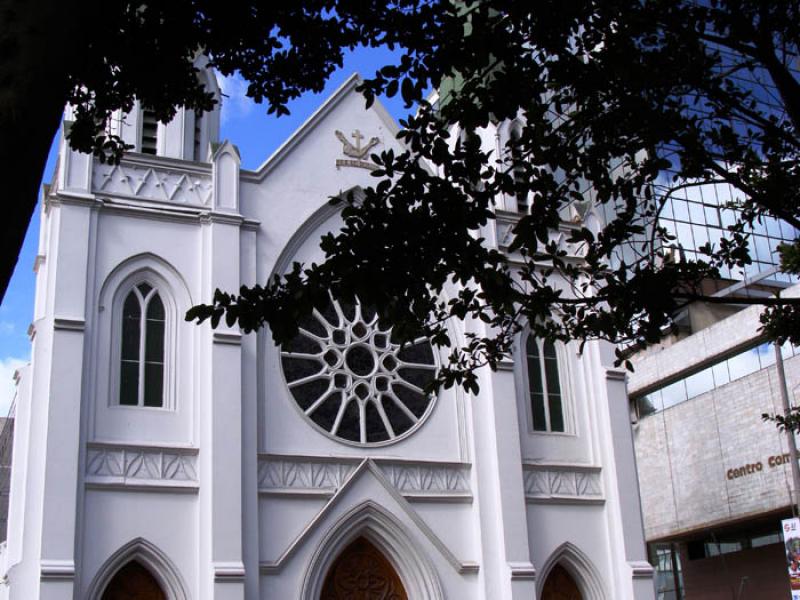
(776, 341, 800, 515)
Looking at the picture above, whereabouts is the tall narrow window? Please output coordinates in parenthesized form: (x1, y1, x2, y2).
(459, 129, 484, 193)
(526, 336, 565, 432)
(141, 109, 158, 155)
(193, 112, 203, 161)
(120, 283, 165, 407)
(509, 124, 528, 213)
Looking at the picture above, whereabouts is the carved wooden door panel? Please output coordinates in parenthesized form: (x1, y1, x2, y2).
(321, 537, 408, 600)
(541, 564, 583, 600)
(101, 561, 167, 600)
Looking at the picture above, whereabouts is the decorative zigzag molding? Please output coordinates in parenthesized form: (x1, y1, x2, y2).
(522, 464, 603, 504)
(85, 443, 198, 491)
(92, 162, 212, 206)
(257, 455, 471, 501)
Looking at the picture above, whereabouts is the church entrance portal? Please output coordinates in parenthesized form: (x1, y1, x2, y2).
(321, 537, 408, 600)
(101, 560, 166, 600)
(541, 564, 583, 600)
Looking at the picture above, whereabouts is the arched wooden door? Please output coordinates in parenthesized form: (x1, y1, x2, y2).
(321, 537, 408, 600)
(541, 564, 583, 600)
(101, 560, 166, 600)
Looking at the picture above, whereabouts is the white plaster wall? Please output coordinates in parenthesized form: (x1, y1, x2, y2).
(515, 339, 595, 465)
(78, 491, 198, 598)
(241, 89, 467, 462)
(407, 501, 476, 563)
(258, 496, 330, 563)
(527, 503, 610, 586)
(258, 470, 476, 599)
(87, 214, 200, 446)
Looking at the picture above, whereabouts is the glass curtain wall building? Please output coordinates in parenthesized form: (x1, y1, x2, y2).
(656, 179, 799, 283)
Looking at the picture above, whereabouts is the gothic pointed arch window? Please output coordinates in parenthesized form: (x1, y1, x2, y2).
(119, 282, 166, 408)
(321, 537, 408, 600)
(526, 335, 566, 432)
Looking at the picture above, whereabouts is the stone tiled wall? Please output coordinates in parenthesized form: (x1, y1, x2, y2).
(634, 354, 800, 540)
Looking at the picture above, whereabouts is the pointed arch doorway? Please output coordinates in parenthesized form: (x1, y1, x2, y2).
(101, 560, 166, 600)
(541, 564, 583, 600)
(321, 537, 408, 600)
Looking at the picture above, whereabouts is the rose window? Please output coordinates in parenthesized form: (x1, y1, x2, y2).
(280, 296, 438, 445)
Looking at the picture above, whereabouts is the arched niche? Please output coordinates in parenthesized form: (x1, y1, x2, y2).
(536, 542, 606, 600)
(260, 190, 468, 461)
(101, 560, 166, 600)
(269, 186, 360, 280)
(86, 538, 189, 600)
(301, 501, 443, 600)
(541, 563, 582, 600)
(321, 537, 408, 600)
(90, 253, 194, 442)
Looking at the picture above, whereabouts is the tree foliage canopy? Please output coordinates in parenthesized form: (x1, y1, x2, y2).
(189, 0, 800, 392)
(26, 0, 800, 392)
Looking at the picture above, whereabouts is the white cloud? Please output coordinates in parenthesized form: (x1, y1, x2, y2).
(0, 321, 15, 335)
(215, 72, 256, 124)
(0, 357, 28, 417)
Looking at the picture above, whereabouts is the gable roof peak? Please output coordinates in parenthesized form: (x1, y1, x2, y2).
(249, 72, 399, 181)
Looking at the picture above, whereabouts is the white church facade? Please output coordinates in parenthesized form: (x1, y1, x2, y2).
(2, 70, 655, 599)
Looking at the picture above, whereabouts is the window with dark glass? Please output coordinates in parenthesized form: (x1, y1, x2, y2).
(120, 283, 165, 407)
(141, 109, 158, 155)
(193, 112, 203, 161)
(648, 543, 684, 600)
(656, 180, 798, 282)
(509, 124, 528, 213)
(526, 336, 565, 432)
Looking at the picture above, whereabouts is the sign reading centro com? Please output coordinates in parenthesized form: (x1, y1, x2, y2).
(726, 453, 793, 480)
(782, 517, 800, 600)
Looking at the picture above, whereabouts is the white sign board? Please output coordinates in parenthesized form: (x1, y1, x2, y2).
(783, 518, 800, 600)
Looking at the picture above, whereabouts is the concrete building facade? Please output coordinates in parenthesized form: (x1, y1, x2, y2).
(631, 287, 800, 599)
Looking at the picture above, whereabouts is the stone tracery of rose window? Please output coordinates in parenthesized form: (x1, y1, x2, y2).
(280, 295, 437, 445)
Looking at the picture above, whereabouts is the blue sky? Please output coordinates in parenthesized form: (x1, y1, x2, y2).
(0, 46, 411, 414)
